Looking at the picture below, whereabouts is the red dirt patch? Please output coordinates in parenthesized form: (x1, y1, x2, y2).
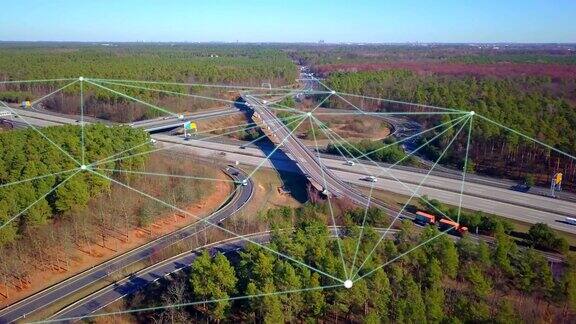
(0, 174, 233, 308)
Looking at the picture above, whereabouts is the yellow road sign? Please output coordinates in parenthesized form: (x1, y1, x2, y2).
(555, 173, 563, 185)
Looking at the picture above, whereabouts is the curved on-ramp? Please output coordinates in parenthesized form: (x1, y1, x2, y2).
(0, 167, 254, 324)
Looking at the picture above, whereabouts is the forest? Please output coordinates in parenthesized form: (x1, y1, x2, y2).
(288, 43, 576, 67)
(323, 69, 576, 190)
(0, 124, 228, 301)
(0, 44, 297, 85)
(0, 44, 299, 122)
(125, 204, 576, 323)
(0, 124, 151, 246)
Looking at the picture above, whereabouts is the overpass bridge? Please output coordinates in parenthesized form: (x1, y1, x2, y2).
(243, 93, 381, 209)
(1, 105, 240, 133)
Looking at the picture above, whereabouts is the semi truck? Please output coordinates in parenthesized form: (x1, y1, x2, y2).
(414, 210, 468, 236)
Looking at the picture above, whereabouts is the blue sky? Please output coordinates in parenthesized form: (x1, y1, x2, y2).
(1, 0, 574, 43)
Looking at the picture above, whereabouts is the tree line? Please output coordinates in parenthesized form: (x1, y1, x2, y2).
(0, 124, 151, 246)
(324, 69, 576, 190)
(0, 44, 299, 122)
(128, 204, 576, 323)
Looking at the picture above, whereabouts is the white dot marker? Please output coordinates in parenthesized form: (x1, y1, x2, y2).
(80, 165, 87, 171)
(469, 111, 475, 116)
(344, 280, 353, 289)
(331, 90, 336, 94)
(306, 112, 312, 117)
(79, 76, 84, 81)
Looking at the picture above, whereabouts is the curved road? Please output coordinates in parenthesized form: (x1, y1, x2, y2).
(46, 222, 566, 322)
(48, 227, 397, 322)
(0, 167, 254, 324)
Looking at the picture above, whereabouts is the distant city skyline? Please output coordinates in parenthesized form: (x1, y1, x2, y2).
(1, 0, 575, 43)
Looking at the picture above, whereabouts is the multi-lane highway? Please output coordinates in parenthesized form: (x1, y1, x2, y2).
(0, 167, 253, 324)
(5, 99, 576, 234)
(48, 226, 396, 321)
(2, 105, 240, 132)
(244, 93, 383, 208)
(153, 134, 576, 234)
(2, 85, 575, 322)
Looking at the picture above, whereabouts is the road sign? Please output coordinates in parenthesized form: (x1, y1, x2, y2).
(555, 172, 563, 185)
(184, 121, 197, 131)
(551, 172, 564, 196)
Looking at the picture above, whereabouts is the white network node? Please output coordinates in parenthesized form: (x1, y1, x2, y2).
(1, 73, 571, 323)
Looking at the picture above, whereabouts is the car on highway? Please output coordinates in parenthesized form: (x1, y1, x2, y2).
(365, 176, 378, 182)
(566, 217, 576, 225)
(345, 160, 355, 166)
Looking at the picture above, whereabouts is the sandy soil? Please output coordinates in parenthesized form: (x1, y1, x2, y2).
(0, 173, 233, 308)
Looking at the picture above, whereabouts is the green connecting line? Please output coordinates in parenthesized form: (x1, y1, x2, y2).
(308, 117, 349, 279)
(0, 77, 78, 84)
(87, 77, 299, 92)
(311, 76, 463, 114)
(351, 116, 470, 280)
(30, 79, 79, 106)
(355, 226, 456, 282)
(348, 180, 376, 277)
(0, 170, 81, 231)
(93, 168, 236, 183)
(96, 79, 239, 106)
(80, 79, 85, 165)
(333, 90, 464, 113)
(0, 100, 82, 166)
(312, 113, 468, 224)
(90, 169, 344, 284)
(0, 169, 78, 189)
(372, 116, 469, 177)
(86, 79, 179, 117)
(89, 112, 306, 168)
(245, 114, 309, 180)
(33, 284, 342, 323)
(457, 115, 473, 223)
(313, 111, 468, 116)
(476, 113, 576, 161)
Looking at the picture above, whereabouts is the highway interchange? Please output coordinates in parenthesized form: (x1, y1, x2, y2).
(1, 78, 575, 322)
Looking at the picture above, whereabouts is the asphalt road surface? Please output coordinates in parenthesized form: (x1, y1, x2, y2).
(49, 227, 397, 321)
(153, 134, 576, 234)
(0, 167, 253, 324)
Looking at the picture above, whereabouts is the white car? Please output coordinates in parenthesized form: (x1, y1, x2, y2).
(566, 217, 576, 225)
(366, 176, 377, 182)
(346, 161, 355, 166)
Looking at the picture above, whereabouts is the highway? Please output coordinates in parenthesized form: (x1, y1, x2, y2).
(10, 101, 574, 233)
(0, 167, 253, 324)
(153, 134, 576, 234)
(244, 93, 381, 208)
(7, 98, 575, 203)
(2, 105, 241, 133)
(48, 226, 396, 321)
(2, 89, 575, 322)
(45, 220, 567, 322)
